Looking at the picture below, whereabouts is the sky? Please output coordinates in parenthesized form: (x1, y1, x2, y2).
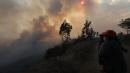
(0, 0, 130, 43)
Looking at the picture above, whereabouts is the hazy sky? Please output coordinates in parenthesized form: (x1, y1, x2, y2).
(0, 0, 130, 42)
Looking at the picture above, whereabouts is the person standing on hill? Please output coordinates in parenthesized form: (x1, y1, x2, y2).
(99, 30, 127, 73)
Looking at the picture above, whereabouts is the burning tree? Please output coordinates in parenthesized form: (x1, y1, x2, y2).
(81, 20, 95, 38)
(59, 20, 72, 42)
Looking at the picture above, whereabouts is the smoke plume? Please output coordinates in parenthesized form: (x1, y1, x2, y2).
(0, 0, 97, 68)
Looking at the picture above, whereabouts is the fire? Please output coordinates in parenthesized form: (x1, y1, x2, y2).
(80, 0, 85, 6)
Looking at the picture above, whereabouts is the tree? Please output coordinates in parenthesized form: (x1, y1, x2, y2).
(118, 18, 130, 34)
(59, 20, 72, 42)
(81, 20, 95, 38)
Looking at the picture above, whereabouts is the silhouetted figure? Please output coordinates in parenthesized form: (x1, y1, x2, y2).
(99, 30, 127, 73)
(59, 20, 72, 42)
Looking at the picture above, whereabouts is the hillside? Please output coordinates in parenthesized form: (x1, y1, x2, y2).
(23, 38, 102, 73)
(14, 35, 129, 73)
(0, 36, 128, 73)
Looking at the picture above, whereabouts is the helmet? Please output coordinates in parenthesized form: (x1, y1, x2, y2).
(100, 30, 117, 38)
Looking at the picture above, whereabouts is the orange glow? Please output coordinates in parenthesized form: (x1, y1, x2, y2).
(80, 0, 85, 6)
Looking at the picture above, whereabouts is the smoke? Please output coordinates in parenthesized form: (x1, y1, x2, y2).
(0, 0, 98, 68)
(0, 0, 97, 41)
(47, 0, 63, 15)
(0, 16, 60, 67)
(0, 0, 130, 72)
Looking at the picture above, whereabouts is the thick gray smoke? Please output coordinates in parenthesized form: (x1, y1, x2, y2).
(0, 16, 60, 67)
(0, 0, 97, 67)
(0, 0, 63, 67)
(48, 0, 63, 15)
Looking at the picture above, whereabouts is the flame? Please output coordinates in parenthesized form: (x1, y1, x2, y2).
(80, 0, 85, 6)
